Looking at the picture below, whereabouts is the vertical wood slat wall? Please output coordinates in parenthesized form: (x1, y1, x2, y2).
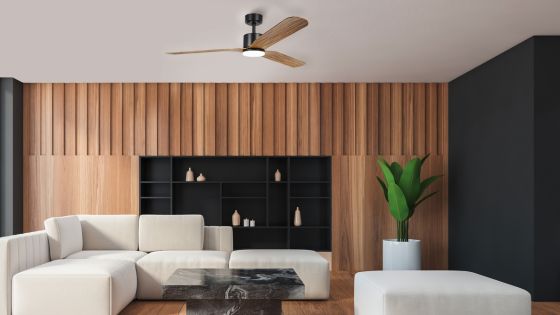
(23, 82, 448, 272)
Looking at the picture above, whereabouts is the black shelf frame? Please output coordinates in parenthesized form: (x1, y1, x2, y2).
(139, 156, 331, 251)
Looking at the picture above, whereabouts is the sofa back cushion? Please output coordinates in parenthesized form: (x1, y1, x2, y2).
(44, 216, 83, 260)
(78, 215, 139, 250)
(139, 215, 204, 252)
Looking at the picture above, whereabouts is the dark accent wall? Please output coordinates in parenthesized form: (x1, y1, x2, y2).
(0, 78, 24, 236)
(450, 36, 560, 300)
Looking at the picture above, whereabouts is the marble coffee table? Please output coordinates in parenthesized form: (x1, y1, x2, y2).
(162, 268, 305, 315)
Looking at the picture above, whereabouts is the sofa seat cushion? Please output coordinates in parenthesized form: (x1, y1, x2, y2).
(354, 271, 531, 315)
(44, 215, 83, 260)
(139, 215, 204, 252)
(78, 215, 139, 250)
(136, 250, 229, 299)
(66, 250, 147, 263)
(229, 249, 330, 299)
(12, 259, 137, 315)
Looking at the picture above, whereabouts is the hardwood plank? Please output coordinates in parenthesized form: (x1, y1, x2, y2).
(250, 83, 263, 155)
(390, 83, 403, 155)
(343, 83, 355, 155)
(286, 83, 298, 156)
(87, 83, 99, 155)
(156, 83, 169, 156)
(52, 84, 65, 155)
(332, 83, 344, 156)
(215, 83, 228, 156)
(193, 83, 205, 156)
(297, 83, 309, 155)
(309, 83, 321, 156)
(414, 83, 426, 155)
(111, 84, 123, 155)
(23, 85, 30, 156)
(355, 83, 367, 156)
(274, 83, 286, 155)
(169, 83, 181, 156)
(367, 83, 379, 155)
(76, 84, 88, 155)
(262, 83, 274, 156)
(378, 83, 391, 155)
(41, 83, 53, 155)
(320, 83, 333, 155)
(204, 83, 216, 155)
(63, 84, 76, 155)
(181, 83, 193, 156)
(123, 83, 135, 156)
(239, 83, 251, 156)
(426, 83, 438, 154)
(403, 83, 414, 155)
(29, 84, 41, 155)
(146, 83, 158, 155)
(227, 83, 239, 156)
(134, 83, 146, 155)
(99, 83, 111, 155)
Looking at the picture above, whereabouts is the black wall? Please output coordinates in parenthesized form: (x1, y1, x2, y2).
(449, 37, 560, 300)
(0, 78, 24, 236)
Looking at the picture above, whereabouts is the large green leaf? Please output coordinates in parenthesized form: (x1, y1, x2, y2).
(388, 182, 410, 221)
(376, 176, 388, 201)
(377, 159, 395, 184)
(415, 191, 438, 207)
(419, 175, 441, 198)
(420, 153, 430, 166)
(390, 162, 403, 183)
(398, 158, 421, 208)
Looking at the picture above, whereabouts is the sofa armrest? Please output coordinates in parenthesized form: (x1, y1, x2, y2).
(203, 226, 233, 252)
(0, 231, 50, 315)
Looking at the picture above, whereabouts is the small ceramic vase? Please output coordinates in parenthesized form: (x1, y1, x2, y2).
(186, 167, 194, 182)
(243, 218, 250, 227)
(232, 210, 240, 226)
(250, 219, 255, 227)
(274, 169, 282, 182)
(294, 206, 302, 227)
(196, 173, 206, 182)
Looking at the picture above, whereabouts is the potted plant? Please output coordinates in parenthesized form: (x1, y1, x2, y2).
(376, 154, 441, 270)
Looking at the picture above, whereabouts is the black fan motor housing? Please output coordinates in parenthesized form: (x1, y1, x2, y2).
(243, 33, 261, 48)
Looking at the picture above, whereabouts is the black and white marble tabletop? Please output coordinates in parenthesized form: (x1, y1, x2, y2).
(162, 268, 305, 315)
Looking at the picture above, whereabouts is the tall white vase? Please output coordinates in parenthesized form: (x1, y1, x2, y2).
(383, 239, 421, 270)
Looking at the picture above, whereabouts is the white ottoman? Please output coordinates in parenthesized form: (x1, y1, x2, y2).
(354, 271, 531, 315)
(229, 249, 330, 299)
(12, 259, 137, 315)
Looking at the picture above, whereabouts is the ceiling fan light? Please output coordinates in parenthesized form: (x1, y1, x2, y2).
(242, 49, 265, 58)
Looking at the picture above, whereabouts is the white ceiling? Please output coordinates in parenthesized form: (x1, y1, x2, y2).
(2, 0, 560, 83)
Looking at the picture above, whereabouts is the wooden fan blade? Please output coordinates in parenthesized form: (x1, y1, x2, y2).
(167, 48, 243, 55)
(250, 17, 308, 49)
(264, 51, 305, 67)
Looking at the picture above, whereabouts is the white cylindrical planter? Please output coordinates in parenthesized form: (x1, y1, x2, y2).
(383, 239, 421, 270)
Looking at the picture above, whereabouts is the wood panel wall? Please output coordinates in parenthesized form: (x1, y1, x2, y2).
(23, 82, 448, 272)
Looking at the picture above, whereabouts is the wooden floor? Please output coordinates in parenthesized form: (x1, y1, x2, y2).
(121, 273, 560, 315)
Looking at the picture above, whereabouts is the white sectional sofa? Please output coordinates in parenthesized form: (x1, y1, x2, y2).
(0, 214, 330, 315)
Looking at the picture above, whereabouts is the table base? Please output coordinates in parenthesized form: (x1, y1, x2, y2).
(186, 299, 281, 315)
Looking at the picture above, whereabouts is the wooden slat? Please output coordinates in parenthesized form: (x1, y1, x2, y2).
(239, 83, 251, 156)
(309, 83, 321, 155)
(378, 83, 391, 155)
(262, 83, 274, 156)
(216, 83, 228, 156)
(403, 83, 414, 155)
(41, 84, 53, 155)
(28, 84, 41, 155)
(146, 84, 158, 155)
(355, 83, 367, 155)
(438, 84, 448, 156)
(274, 84, 286, 155)
(169, 83, 181, 156)
(426, 83, 438, 154)
(251, 83, 263, 155)
(76, 84, 88, 155)
(204, 83, 216, 155)
(111, 84, 123, 155)
(99, 83, 111, 155)
(181, 83, 193, 156)
(156, 83, 169, 156)
(52, 84, 65, 155)
(297, 83, 309, 155)
(332, 83, 344, 156)
(414, 83, 426, 155)
(123, 83, 135, 156)
(87, 84, 99, 155)
(320, 83, 333, 155)
(286, 83, 298, 156)
(23, 85, 30, 156)
(134, 83, 146, 155)
(390, 83, 402, 155)
(227, 83, 239, 156)
(193, 83, 205, 156)
(343, 83, 355, 155)
(367, 84, 379, 155)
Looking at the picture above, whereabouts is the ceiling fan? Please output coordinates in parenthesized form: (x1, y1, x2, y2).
(167, 13, 308, 67)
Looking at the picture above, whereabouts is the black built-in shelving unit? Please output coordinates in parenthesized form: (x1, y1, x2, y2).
(139, 157, 331, 251)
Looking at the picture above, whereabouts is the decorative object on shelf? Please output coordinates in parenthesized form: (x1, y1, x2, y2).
(274, 169, 282, 182)
(186, 167, 195, 182)
(243, 218, 250, 227)
(232, 210, 241, 226)
(294, 206, 302, 227)
(376, 154, 441, 270)
(250, 219, 255, 227)
(196, 173, 206, 182)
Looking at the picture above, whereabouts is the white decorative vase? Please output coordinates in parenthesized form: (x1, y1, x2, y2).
(383, 239, 421, 270)
(294, 207, 302, 226)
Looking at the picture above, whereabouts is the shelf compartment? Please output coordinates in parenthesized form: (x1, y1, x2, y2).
(290, 228, 331, 251)
(172, 157, 267, 182)
(234, 228, 288, 249)
(140, 157, 170, 182)
(222, 183, 266, 198)
(173, 183, 220, 225)
(222, 199, 266, 227)
(141, 183, 170, 198)
(290, 157, 330, 182)
(269, 158, 287, 182)
(289, 198, 331, 227)
(141, 198, 171, 215)
(290, 183, 330, 198)
(269, 183, 288, 226)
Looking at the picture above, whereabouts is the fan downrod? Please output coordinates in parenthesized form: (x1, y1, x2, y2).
(243, 13, 263, 48)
